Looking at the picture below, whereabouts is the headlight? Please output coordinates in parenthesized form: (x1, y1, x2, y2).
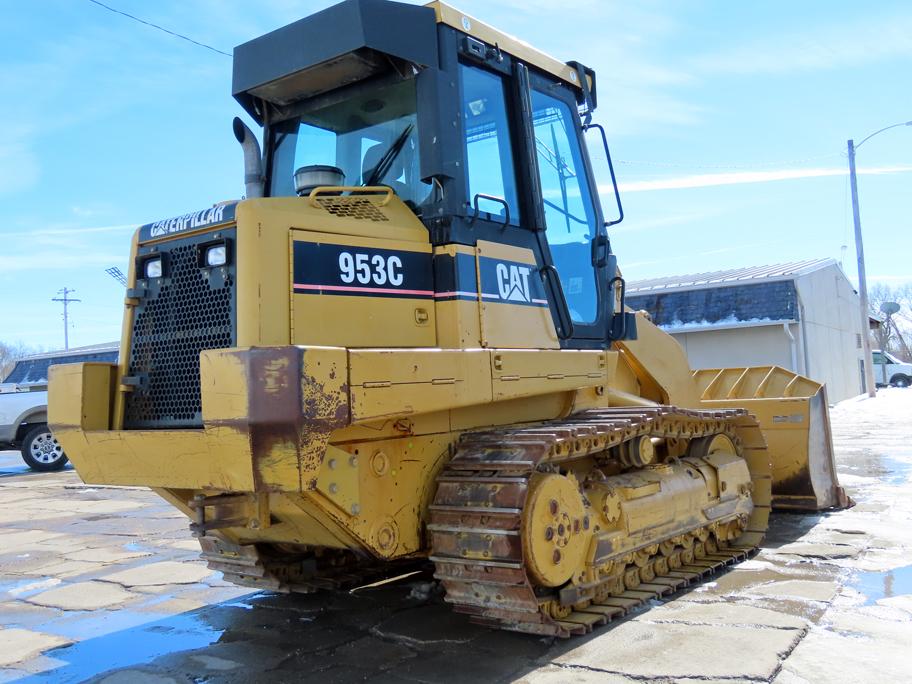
(204, 244, 227, 267)
(144, 258, 162, 278)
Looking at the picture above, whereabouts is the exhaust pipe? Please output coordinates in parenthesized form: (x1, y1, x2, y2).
(233, 117, 264, 200)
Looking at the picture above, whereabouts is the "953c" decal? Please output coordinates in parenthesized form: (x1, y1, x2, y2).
(293, 242, 433, 298)
(338, 252, 404, 287)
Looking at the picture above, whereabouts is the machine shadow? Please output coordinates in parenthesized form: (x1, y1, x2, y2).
(16, 542, 823, 684)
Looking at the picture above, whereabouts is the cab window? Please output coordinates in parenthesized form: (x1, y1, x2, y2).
(269, 79, 429, 206)
(531, 89, 598, 324)
(460, 64, 520, 223)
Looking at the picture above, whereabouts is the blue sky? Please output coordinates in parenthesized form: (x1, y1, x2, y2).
(1, 0, 910, 349)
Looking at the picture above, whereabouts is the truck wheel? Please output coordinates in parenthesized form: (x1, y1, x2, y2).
(891, 375, 910, 388)
(20, 425, 69, 472)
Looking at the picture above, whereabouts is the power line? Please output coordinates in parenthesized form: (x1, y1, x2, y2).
(85, 0, 231, 58)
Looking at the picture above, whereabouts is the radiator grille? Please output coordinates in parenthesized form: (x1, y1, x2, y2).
(124, 231, 236, 428)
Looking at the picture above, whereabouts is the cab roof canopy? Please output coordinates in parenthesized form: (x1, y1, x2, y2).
(232, 0, 437, 123)
(232, 0, 592, 124)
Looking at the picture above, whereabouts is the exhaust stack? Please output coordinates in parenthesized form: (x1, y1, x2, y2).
(233, 117, 264, 200)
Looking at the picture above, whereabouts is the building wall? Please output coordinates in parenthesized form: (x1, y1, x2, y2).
(650, 263, 864, 403)
(670, 324, 795, 371)
(795, 264, 864, 402)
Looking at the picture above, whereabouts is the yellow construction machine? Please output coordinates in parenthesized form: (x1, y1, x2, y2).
(49, 0, 849, 637)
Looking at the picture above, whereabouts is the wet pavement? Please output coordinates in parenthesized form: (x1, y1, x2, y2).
(1, 388, 911, 683)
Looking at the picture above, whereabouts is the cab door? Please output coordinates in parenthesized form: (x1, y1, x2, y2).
(517, 65, 617, 347)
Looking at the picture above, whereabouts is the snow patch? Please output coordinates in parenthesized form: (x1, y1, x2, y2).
(660, 315, 779, 332)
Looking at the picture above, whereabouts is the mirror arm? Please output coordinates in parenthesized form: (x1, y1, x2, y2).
(584, 122, 624, 228)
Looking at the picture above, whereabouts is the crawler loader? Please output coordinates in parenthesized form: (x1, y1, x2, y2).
(50, 0, 849, 637)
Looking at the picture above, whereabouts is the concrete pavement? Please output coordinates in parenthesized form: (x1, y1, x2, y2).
(1, 388, 910, 683)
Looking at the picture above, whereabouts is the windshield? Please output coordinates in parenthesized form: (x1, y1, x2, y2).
(268, 79, 428, 205)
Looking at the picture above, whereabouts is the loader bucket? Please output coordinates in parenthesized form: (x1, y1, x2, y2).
(693, 366, 852, 511)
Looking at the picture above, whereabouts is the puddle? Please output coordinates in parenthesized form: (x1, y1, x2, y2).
(2, 577, 62, 599)
(223, 600, 256, 610)
(849, 565, 912, 605)
(0, 464, 31, 477)
(871, 454, 912, 485)
(21, 612, 224, 683)
(842, 453, 911, 486)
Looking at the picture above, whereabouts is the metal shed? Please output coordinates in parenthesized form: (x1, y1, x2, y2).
(627, 259, 866, 402)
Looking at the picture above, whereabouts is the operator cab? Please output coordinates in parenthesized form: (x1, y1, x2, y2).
(233, 0, 633, 347)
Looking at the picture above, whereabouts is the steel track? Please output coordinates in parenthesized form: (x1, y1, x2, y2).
(428, 406, 771, 637)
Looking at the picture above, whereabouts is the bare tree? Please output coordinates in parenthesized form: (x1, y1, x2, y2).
(0, 341, 39, 381)
(868, 283, 912, 361)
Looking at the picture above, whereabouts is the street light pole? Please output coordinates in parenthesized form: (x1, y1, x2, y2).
(846, 120, 912, 398)
(847, 139, 877, 398)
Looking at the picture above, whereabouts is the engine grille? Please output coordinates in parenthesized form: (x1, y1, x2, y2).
(123, 230, 236, 428)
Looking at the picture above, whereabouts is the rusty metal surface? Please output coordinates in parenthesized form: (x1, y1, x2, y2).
(428, 406, 771, 637)
(197, 535, 424, 594)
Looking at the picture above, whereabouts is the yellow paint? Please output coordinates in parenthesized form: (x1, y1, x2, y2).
(290, 229, 436, 348)
(427, 2, 589, 91)
(693, 366, 845, 510)
(433, 244, 481, 348)
(349, 348, 492, 421)
(48, 362, 114, 431)
(316, 445, 361, 517)
(615, 312, 699, 407)
(491, 349, 609, 401)
(476, 240, 558, 349)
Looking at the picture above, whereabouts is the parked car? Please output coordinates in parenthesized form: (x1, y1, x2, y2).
(873, 349, 912, 388)
(0, 343, 118, 471)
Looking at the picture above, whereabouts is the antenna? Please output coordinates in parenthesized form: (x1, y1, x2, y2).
(51, 287, 81, 350)
(105, 266, 128, 286)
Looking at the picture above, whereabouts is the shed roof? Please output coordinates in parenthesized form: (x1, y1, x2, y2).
(626, 281, 799, 331)
(3, 343, 119, 385)
(18, 341, 119, 361)
(627, 258, 836, 295)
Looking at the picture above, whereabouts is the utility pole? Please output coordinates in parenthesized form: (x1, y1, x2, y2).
(52, 287, 81, 350)
(847, 139, 877, 398)
(845, 121, 911, 397)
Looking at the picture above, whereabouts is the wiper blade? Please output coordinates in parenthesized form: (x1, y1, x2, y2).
(364, 124, 414, 187)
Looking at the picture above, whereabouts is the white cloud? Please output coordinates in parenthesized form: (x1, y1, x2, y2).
(0, 252, 126, 273)
(4, 224, 137, 239)
(610, 164, 912, 194)
(692, 11, 912, 75)
(608, 209, 724, 234)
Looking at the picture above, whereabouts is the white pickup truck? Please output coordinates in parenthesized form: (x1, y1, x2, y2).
(873, 349, 912, 388)
(0, 344, 118, 471)
(0, 382, 63, 471)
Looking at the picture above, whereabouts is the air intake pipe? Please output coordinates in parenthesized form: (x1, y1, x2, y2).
(233, 117, 264, 200)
